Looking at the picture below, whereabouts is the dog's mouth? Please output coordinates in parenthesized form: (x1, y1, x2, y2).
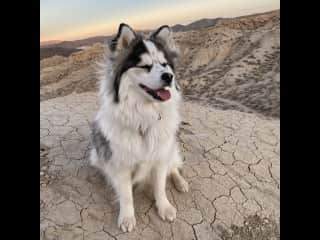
(139, 84, 171, 101)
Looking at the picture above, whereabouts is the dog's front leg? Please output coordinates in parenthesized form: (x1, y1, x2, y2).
(112, 170, 136, 232)
(152, 161, 177, 222)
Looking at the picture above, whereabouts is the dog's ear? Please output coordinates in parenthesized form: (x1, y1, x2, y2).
(110, 23, 137, 52)
(150, 25, 179, 57)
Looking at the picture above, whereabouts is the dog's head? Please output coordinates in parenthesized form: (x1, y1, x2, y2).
(109, 23, 180, 103)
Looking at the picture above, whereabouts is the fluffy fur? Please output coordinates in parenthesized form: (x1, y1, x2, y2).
(90, 23, 188, 232)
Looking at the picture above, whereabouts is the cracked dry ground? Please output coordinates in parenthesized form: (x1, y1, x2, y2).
(40, 92, 280, 240)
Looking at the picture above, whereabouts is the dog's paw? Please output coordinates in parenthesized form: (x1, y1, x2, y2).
(157, 202, 177, 222)
(173, 176, 189, 193)
(118, 214, 136, 232)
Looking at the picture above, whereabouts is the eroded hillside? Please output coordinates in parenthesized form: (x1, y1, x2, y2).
(40, 10, 280, 118)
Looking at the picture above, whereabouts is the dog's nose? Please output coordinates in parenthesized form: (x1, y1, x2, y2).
(161, 72, 173, 85)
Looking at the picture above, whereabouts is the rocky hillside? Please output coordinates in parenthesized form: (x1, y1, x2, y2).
(174, 10, 280, 117)
(40, 47, 82, 60)
(40, 10, 279, 118)
(40, 43, 105, 101)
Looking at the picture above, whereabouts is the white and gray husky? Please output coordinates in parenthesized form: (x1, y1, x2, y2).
(90, 23, 188, 232)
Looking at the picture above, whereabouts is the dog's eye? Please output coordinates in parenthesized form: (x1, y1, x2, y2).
(138, 65, 152, 71)
(161, 63, 167, 67)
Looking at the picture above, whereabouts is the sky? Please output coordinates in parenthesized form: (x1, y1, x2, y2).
(40, 0, 279, 42)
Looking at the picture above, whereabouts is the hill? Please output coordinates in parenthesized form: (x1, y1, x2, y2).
(40, 47, 81, 60)
(40, 10, 280, 118)
(172, 18, 222, 32)
(41, 35, 108, 49)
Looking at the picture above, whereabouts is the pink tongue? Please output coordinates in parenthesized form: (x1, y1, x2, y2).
(156, 89, 171, 101)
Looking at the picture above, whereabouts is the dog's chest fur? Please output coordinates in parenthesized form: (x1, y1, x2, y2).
(96, 96, 180, 170)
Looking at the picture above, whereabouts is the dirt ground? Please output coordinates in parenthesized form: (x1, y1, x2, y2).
(40, 93, 279, 240)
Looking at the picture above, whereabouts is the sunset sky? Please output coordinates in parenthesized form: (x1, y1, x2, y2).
(40, 0, 279, 42)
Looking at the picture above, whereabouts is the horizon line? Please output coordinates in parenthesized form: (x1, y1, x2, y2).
(40, 8, 279, 44)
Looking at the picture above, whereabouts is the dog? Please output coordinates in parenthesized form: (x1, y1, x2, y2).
(90, 23, 188, 232)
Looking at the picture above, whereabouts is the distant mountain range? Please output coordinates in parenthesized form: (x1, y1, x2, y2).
(40, 36, 109, 49)
(40, 17, 223, 50)
(41, 40, 63, 46)
(171, 18, 222, 32)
